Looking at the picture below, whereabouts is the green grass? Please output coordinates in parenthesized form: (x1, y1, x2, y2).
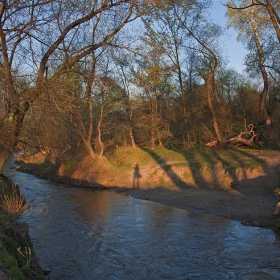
(0, 230, 45, 280)
(0, 177, 46, 280)
(104, 147, 268, 183)
(0, 252, 25, 280)
(183, 172, 192, 180)
(64, 159, 74, 171)
(109, 147, 186, 168)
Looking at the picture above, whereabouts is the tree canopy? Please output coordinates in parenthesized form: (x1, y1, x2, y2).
(0, 0, 279, 171)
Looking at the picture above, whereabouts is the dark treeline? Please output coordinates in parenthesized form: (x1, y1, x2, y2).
(0, 0, 279, 171)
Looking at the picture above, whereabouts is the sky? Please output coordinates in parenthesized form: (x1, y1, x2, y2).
(211, 2, 247, 73)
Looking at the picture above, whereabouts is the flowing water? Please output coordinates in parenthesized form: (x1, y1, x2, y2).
(3, 157, 280, 280)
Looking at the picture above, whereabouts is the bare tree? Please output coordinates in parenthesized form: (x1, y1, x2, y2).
(226, 0, 280, 117)
(174, 2, 226, 145)
(0, 0, 141, 171)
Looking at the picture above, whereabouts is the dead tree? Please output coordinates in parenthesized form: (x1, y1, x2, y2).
(206, 123, 258, 148)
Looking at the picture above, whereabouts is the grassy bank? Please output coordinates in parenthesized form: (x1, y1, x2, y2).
(19, 146, 277, 191)
(0, 175, 45, 280)
(17, 146, 280, 230)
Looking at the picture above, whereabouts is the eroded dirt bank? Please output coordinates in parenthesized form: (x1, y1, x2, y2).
(115, 151, 280, 228)
(18, 149, 280, 229)
(116, 151, 280, 228)
(115, 183, 277, 228)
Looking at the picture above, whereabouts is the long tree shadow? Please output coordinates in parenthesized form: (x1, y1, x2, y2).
(180, 147, 271, 191)
(225, 148, 272, 194)
(222, 148, 265, 182)
(212, 149, 240, 182)
(140, 147, 189, 188)
(181, 149, 213, 189)
(232, 148, 266, 166)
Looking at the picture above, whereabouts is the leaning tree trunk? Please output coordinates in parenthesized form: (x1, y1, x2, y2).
(265, 0, 280, 44)
(95, 105, 104, 159)
(0, 101, 30, 172)
(0, 127, 20, 172)
(129, 127, 136, 148)
(205, 78, 225, 146)
(249, 6, 269, 118)
(175, 13, 225, 146)
(0, 146, 13, 173)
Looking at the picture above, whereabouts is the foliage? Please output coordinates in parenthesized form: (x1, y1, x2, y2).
(0, 0, 280, 172)
(0, 177, 46, 279)
(64, 159, 74, 171)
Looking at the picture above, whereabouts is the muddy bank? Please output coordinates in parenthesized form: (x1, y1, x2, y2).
(114, 152, 280, 228)
(115, 185, 277, 228)
(0, 175, 46, 280)
(16, 149, 280, 229)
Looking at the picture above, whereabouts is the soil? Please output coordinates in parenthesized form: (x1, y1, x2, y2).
(0, 176, 46, 280)
(18, 150, 280, 229)
(2, 149, 279, 278)
(113, 150, 280, 228)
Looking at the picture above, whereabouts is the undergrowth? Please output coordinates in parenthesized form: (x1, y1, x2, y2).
(0, 177, 45, 279)
(0, 185, 29, 218)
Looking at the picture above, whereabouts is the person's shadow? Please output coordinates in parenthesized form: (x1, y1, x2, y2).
(133, 163, 141, 188)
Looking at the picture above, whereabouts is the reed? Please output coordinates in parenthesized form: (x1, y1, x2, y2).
(0, 185, 29, 218)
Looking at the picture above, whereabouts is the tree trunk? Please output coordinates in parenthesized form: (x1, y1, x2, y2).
(265, 0, 280, 44)
(129, 127, 136, 148)
(158, 139, 163, 147)
(0, 147, 13, 173)
(249, 6, 269, 118)
(176, 49, 188, 143)
(150, 108, 156, 148)
(150, 133, 156, 148)
(205, 80, 225, 145)
(174, 12, 225, 145)
(95, 105, 104, 159)
(119, 64, 137, 148)
(187, 132, 191, 149)
(128, 102, 137, 148)
(0, 23, 26, 171)
(82, 138, 96, 160)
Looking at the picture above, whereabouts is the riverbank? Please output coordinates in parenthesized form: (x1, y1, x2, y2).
(0, 175, 46, 280)
(17, 147, 280, 229)
(115, 150, 280, 228)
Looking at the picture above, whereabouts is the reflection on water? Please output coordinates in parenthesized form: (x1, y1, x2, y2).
(3, 158, 280, 280)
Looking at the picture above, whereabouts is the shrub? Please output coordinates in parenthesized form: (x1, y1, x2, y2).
(0, 185, 29, 218)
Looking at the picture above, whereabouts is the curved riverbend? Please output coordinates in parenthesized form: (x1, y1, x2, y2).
(4, 157, 280, 279)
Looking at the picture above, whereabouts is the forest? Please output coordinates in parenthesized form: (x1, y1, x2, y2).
(0, 0, 279, 172)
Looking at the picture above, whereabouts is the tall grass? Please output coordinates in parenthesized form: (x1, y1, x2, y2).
(0, 185, 29, 218)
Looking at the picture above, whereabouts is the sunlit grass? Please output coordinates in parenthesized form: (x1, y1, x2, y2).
(107, 146, 266, 174)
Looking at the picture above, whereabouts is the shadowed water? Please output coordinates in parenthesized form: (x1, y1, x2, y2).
(3, 158, 280, 279)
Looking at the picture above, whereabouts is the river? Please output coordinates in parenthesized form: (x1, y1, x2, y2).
(3, 157, 280, 279)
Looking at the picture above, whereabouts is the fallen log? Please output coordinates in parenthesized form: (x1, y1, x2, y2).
(235, 134, 258, 147)
(206, 124, 258, 147)
(205, 140, 218, 147)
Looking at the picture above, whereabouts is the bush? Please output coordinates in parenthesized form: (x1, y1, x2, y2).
(0, 185, 29, 218)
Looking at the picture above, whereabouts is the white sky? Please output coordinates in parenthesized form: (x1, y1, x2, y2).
(211, 2, 247, 73)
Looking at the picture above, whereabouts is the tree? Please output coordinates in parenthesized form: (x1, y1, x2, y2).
(0, 0, 140, 172)
(139, 0, 230, 147)
(225, 0, 280, 43)
(131, 48, 173, 147)
(173, 1, 226, 145)
(111, 51, 138, 148)
(226, 0, 280, 117)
